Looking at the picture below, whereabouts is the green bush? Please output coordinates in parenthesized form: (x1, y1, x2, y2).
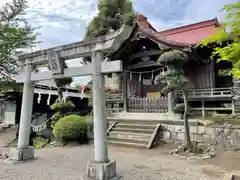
(54, 77, 73, 87)
(33, 137, 49, 149)
(53, 115, 88, 142)
(50, 99, 74, 112)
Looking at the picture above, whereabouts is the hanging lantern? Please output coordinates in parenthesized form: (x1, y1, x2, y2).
(130, 72, 132, 80)
(139, 73, 142, 82)
(37, 93, 42, 104)
(80, 88, 85, 100)
(47, 89, 52, 105)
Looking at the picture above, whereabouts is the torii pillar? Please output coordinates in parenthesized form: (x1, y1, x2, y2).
(84, 51, 119, 180)
(9, 59, 35, 161)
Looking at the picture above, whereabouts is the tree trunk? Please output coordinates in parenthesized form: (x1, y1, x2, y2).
(182, 90, 192, 151)
(57, 87, 63, 102)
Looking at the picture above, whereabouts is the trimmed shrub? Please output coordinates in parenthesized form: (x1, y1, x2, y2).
(50, 99, 75, 128)
(50, 99, 74, 113)
(53, 115, 88, 142)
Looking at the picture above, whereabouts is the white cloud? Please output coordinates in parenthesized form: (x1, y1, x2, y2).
(1, 0, 237, 84)
(148, 0, 238, 31)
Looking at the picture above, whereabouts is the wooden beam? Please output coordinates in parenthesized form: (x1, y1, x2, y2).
(129, 50, 164, 60)
(126, 60, 161, 70)
(34, 88, 88, 98)
(15, 60, 123, 83)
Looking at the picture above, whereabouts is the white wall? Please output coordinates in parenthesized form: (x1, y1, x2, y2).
(4, 101, 16, 125)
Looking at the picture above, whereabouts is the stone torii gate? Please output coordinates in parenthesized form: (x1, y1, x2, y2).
(12, 26, 132, 180)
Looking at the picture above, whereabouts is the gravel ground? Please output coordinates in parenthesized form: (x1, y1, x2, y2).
(0, 145, 223, 180)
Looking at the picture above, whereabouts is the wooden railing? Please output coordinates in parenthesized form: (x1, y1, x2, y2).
(176, 87, 233, 98)
(105, 87, 234, 114)
(189, 87, 232, 97)
(128, 96, 168, 113)
(105, 93, 168, 113)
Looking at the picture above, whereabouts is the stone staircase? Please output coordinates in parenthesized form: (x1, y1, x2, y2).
(107, 120, 161, 149)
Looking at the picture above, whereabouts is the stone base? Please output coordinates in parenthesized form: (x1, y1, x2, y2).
(83, 159, 120, 180)
(8, 147, 35, 162)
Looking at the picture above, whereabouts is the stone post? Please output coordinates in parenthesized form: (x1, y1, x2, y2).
(167, 66, 173, 116)
(9, 59, 35, 161)
(92, 51, 108, 162)
(85, 51, 118, 180)
(168, 92, 173, 115)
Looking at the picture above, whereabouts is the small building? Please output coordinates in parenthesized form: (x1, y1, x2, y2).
(0, 83, 89, 126)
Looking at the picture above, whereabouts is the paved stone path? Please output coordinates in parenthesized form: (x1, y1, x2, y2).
(0, 145, 223, 180)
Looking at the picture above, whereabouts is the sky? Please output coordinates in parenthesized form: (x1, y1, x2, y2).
(0, 0, 237, 85)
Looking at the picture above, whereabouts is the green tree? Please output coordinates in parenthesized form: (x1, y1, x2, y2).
(83, 0, 135, 63)
(199, 2, 240, 78)
(50, 63, 73, 128)
(0, 0, 38, 91)
(54, 72, 73, 102)
(155, 50, 192, 151)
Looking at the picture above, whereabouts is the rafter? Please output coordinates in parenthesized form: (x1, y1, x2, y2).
(125, 59, 161, 69)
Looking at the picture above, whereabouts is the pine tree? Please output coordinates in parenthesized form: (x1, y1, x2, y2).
(83, 0, 135, 63)
(155, 50, 193, 151)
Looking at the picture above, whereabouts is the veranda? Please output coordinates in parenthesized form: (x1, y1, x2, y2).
(105, 86, 235, 116)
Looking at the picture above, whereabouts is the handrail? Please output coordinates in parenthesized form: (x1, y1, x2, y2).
(192, 87, 231, 90)
(189, 87, 232, 92)
(176, 87, 233, 97)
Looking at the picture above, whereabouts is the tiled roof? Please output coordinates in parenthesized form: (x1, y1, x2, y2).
(138, 25, 191, 47)
(135, 14, 220, 46)
(135, 14, 157, 32)
(155, 19, 220, 45)
(135, 14, 191, 47)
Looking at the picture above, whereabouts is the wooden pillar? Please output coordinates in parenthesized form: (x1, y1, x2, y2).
(117, 73, 122, 92)
(167, 66, 173, 115)
(232, 98, 235, 115)
(123, 71, 128, 112)
(201, 100, 205, 117)
(140, 77, 144, 97)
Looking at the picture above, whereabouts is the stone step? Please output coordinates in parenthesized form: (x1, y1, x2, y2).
(107, 119, 162, 125)
(108, 131, 151, 139)
(108, 136, 149, 144)
(116, 123, 156, 130)
(108, 140, 148, 148)
(107, 118, 198, 126)
(111, 127, 153, 134)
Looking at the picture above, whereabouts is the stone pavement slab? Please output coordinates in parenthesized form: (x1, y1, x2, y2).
(0, 145, 221, 180)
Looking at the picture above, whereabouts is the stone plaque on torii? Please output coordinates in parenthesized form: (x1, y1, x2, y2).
(12, 25, 133, 180)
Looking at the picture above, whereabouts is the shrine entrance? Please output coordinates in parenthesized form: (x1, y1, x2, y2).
(11, 26, 133, 180)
